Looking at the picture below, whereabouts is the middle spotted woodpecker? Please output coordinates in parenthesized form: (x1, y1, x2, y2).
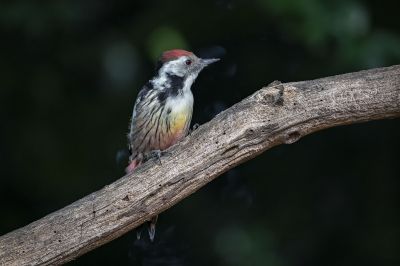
(126, 49, 219, 240)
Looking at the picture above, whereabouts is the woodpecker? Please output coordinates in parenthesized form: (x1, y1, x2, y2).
(126, 49, 219, 240)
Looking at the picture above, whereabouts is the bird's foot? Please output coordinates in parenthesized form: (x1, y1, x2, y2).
(189, 123, 200, 135)
(145, 150, 170, 165)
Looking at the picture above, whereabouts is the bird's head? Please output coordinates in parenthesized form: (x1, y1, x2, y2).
(156, 49, 219, 79)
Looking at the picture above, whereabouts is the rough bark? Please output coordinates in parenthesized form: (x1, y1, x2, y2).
(1, 65, 399, 265)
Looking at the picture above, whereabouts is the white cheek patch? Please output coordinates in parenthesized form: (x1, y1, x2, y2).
(161, 59, 186, 77)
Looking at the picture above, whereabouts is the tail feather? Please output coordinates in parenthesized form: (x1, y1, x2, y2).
(127, 158, 158, 242)
(148, 215, 158, 242)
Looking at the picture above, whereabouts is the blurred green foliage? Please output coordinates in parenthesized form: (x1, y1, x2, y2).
(0, 0, 399, 265)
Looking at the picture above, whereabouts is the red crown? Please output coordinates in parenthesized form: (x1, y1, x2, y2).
(160, 49, 193, 62)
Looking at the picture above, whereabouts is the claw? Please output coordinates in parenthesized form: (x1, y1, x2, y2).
(144, 150, 163, 165)
(152, 150, 163, 165)
(189, 123, 200, 135)
(145, 150, 171, 165)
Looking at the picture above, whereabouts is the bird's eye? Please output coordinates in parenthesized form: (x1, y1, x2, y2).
(185, 59, 192, 65)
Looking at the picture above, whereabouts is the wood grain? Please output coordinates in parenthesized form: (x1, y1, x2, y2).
(1, 65, 399, 265)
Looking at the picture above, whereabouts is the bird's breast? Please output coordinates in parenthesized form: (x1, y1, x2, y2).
(161, 91, 193, 147)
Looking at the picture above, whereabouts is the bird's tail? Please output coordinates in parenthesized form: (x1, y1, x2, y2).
(136, 215, 158, 242)
(127, 158, 158, 241)
(148, 215, 158, 241)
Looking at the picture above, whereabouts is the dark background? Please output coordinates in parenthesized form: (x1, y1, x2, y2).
(0, 0, 399, 265)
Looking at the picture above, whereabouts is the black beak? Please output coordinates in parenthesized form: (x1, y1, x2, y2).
(200, 58, 220, 66)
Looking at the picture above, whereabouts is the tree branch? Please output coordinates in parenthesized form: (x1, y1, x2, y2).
(1, 65, 399, 265)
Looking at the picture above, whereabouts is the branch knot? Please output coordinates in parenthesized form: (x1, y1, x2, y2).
(260, 80, 285, 106)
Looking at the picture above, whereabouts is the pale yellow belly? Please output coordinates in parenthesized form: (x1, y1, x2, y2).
(158, 108, 192, 150)
(171, 111, 189, 134)
(155, 91, 194, 150)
